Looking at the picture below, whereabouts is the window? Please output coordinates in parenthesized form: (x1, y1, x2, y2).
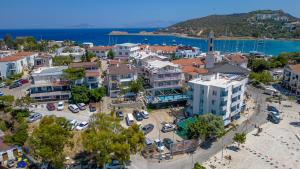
(125, 52, 129, 55)
(201, 89, 204, 94)
(212, 100, 215, 105)
(119, 52, 122, 55)
(212, 90, 217, 96)
(211, 109, 216, 114)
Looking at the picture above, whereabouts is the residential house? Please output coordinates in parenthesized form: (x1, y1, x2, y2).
(282, 64, 300, 95)
(113, 43, 140, 60)
(69, 62, 101, 89)
(175, 46, 201, 58)
(88, 46, 113, 58)
(0, 52, 37, 80)
(106, 64, 138, 98)
(34, 53, 53, 68)
(82, 42, 94, 49)
(0, 139, 22, 164)
(141, 45, 178, 57)
(130, 51, 168, 67)
(224, 53, 248, 68)
(172, 58, 207, 82)
(30, 66, 71, 102)
(187, 73, 248, 126)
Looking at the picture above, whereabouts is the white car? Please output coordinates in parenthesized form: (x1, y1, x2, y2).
(69, 119, 78, 130)
(154, 139, 165, 152)
(57, 101, 64, 111)
(76, 121, 89, 130)
(68, 104, 79, 113)
(77, 103, 86, 110)
(141, 110, 149, 119)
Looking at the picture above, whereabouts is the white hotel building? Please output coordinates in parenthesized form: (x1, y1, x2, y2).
(187, 73, 247, 125)
(113, 43, 140, 60)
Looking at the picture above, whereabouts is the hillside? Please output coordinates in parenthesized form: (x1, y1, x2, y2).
(160, 10, 300, 39)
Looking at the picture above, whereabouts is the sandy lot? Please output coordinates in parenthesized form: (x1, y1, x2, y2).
(203, 100, 300, 169)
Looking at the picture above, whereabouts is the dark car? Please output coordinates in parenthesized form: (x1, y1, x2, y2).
(163, 138, 174, 149)
(9, 82, 21, 89)
(141, 124, 154, 135)
(267, 105, 279, 113)
(116, 111, 124, 120)
(46, 103, 55, 111)
(89, 103, 97, 112)
(133, 110, 143, 121)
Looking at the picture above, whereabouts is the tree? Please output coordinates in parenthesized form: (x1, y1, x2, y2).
(249, 71, 273, 84)
(70, 86, 90, 103)
(81, 51, 96, 62)
(233, 132, 246, 148)
(107, 49, 114, 59)
(128, 78, 144, 95)
(63, 68, 85, 81)
(29, 116, 73, 169)
(89, 87, 106, 102)
(15, 96, 33, 107)
(82, 113, 144, 167)
(3, 34, 15, 49)
(193, 162, 206, 169)
(187, 114, 224, 140)
(0, 95, 15, 112)
(52, 56, 73, 66)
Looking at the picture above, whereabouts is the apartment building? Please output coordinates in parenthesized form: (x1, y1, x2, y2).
(282, 64, 300, 95)
(113, 43, 140, 60)
(0, 52, 37, 80)
(187, 73, 247, 126)
(30, 66, 71, 102)
(106, 64, 138, 98)
(175, 46, 201, 58)
(130, 51, 168, 67)
(141, 45, 178, 57)
(34, 53, 53, 68)
(88, 46, 112, 58)
(69, 62, 101, 89)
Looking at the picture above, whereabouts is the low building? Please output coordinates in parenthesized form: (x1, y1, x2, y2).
(224, 53, 248, 69)
(0, 50, 17, 59)
(175, 46, 201, 58)
(82, 42, 94, 48)
(34, 53, 53, 68)
(187, 73, 248, 126)
(55, 46, 85, 62)
(282, 64, 300, 95)
(88, 46, 112, 58)
(30, 66, 71, 102)
(130, 51, 168, 67)
(113, 43, 140, 60)
(0, 52, 37, 80)
(69, 62, 101, 89)
(106, 64, 138, 98)
(141, 45, 178, 57)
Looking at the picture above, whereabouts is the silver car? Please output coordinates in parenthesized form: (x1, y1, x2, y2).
(27, 113, 42, 123)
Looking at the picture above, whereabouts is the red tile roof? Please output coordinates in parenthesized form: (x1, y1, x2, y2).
(143, 46, 178, 54)
(172, 58, 204, 66)
(225, 54, 248, 64)
(182, 66, 208, 75)
(289, 64, 300, 73)
(0, 52, 36, 62)
(69, 62, 99, 69)
(86, 71, 100, 77)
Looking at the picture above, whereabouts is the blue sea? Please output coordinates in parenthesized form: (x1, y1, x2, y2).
(0, 28, 300, 56)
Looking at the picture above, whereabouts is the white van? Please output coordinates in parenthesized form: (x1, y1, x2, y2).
(126, 113, 134, 126)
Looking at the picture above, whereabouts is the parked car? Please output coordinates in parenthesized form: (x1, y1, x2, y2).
(163, 138, 174, 149)
(69, 119, 78, 130)
(20, 79, 29, 84)
(116, 111, 124, 120)
(105, 160, 129, 169)
(9, 82, 21, 89)
(46, 103, 55, 111)
(27, 113, 42, 123)
(69, 104, 80, 113)
(0, 91, 4, 96)
(161, 123, 175, 133)
(0, 82, 6, 88)
(133, 110, 143, 121)
(89, 103, 97, 112)
(154, 139, 165, 152)
(145, 137, 153, 147)
(76, 121, 89, 130)
(267, 111, 280, 124)
(57, 101, 64, 111)
(141, 110, 149, 119)
(7, 159, 15, 168)
(77, 103, 86, 110)
(141, 124, 154, 135)
(267, 105, 279, 113)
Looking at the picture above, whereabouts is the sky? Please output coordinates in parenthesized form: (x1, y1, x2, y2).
(1, 0, 300, 29)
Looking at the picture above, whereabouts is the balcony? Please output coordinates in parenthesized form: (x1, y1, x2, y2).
(120, 77, 134, 82)
(153, 76, 181, 81)
(220, 91, 228, 97)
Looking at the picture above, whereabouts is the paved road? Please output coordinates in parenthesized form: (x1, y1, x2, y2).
(0, 82, 31, 99)
(130, 86, 269, 169)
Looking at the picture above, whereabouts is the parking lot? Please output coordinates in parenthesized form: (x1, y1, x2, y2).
(203, 100, 300, 169)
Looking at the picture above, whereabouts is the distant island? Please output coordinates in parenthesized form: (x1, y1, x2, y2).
(157, 10, 300, 40)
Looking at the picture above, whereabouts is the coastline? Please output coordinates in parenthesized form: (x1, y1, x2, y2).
(109, 32, 300, 41)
